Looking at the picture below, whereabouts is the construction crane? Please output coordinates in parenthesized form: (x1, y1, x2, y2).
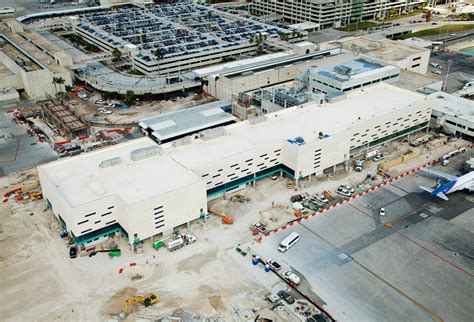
(123, 293, 159, 314)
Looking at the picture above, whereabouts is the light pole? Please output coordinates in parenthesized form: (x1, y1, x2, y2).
(442, 60, 451, 92)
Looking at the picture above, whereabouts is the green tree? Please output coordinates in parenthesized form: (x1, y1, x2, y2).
(56, 77, 65, 93)
(112, 48, 122, 62)
(154, 48, 164, 61)
(123, 90, 135, 106)
(51, 77, 58, 93)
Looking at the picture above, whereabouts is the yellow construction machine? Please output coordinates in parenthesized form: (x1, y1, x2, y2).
(123, 293, 159, 314)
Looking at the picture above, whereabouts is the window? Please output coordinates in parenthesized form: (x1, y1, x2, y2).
(153, 206, 163, 211)
(412, 64, 420, 68)
(212, 174, 221, 178)
(107, 206, 114, 210)
(101, 212, 112, 217)
(85, 212, 96, 217)
(78, 219, 88, 225)
(413, 56, 421, 61)
(94, 220, 101, 224)
(201, 174, 209, 177)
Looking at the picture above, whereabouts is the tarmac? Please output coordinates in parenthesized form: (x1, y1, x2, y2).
(250, 152, 474, 322)
(0, 111, 57, 176)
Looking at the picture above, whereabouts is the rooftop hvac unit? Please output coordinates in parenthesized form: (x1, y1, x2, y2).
(130, 145, 161, 161)
(172, 135, 192, 147)
(200, 128, 226, 141)
(248, 115, 267, 125)
(99, 157, 122, 168)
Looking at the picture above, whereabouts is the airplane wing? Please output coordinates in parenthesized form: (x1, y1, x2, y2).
(420, 168, 458, 181)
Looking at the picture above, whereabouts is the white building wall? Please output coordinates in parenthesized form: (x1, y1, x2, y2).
(126, 180, 207, 242)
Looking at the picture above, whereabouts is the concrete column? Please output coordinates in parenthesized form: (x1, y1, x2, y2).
(308, 174, 312, 182)
(280, 170, 283, 178)
(253, 174, 256, 187)
(344, 161, 349, 172)
(333, 165, 337, 173)
(187, 221, 190, 230)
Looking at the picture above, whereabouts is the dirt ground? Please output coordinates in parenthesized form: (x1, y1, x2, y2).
(71, 92, 216, 125)
(0, 136, 470, 321)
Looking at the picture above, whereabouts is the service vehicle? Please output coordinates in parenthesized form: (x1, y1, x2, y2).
(167, 234, 197, 252)
(278, 232, 300, 252)
(277, 290, 295, 304)
(69, 246, 77, 258)
(365, 150, 380, 160)
(267, 259, 282, 271)
(282, 270, 301, 285)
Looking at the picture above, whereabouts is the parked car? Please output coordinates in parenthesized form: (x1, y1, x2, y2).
(338, 185, 355, 194)
(379, 207, 386, 216)
(95, 99, 105, 105)
(314, 194, 329, 203)
(69, 246, 77, 259)
(336, 187, 352, 197)
(267, 259, 282, 271)
(372, 154, 384, 162)
(277, 290, 295, 304)
(100, 110, 112, 115)
(282, 270, 301, 285)
(431, 69, 442, 75)
(269, 174, 278, 180)
(106, 80, 114, 85)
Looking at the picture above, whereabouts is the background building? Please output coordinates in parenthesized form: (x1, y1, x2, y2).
(308, 57, 400, 95)
(250, 0, 425, 27)
(428, 91, 474, 140)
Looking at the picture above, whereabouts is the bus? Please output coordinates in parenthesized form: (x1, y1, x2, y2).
(0, 7, 15, 17)
(278, 232, 300, 252)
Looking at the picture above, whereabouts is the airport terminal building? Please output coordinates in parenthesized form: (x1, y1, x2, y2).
(39, 83, 431, 246)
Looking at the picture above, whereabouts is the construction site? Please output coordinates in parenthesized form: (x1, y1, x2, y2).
(1, 123, 472, 320)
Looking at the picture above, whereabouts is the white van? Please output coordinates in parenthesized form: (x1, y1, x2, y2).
(365, 150, 380, 160)
(278, 232, 300, 252)
(292, 202, 304, 211)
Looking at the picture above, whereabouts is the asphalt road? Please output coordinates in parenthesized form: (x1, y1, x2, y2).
(0, 111, 57, 175)
(250, 153, 474, 321)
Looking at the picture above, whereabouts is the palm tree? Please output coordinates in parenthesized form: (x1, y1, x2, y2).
(56, 77, 65, 93)
(52, 77, 58, 93)
(112, 48, 122, 62)
(154, 48, 164, 61)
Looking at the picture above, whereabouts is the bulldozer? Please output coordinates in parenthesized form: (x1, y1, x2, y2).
(123, 293, 159, 314)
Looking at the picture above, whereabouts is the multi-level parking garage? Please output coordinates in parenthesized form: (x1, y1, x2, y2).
(19, 3, 297, 76)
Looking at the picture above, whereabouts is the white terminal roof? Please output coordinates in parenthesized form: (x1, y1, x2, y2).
(166, 83, 425, 170)
(39, 138, 201, 207)
(138, 99, 236, 142)
(427, 92, 474, 123)
(42, 83, 426, 207)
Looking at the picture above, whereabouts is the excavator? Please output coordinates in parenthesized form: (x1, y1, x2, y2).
(123, 293, 159, 314)
(208, 209, 233, 224)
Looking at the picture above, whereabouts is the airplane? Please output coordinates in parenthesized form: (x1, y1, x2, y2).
(419, 169, 474, 200)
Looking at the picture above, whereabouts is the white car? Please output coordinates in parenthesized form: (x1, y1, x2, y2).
(336, 187, 352, 197)
(100, 110, 112, 115)
(314, 194, 329, 203)
(372, 154, 384, 162)
(380, 208, 386, 216)
(282, 270, 301, 285)
(431, 69, 442, 75)
(338, 185, 355, 194)
(269, 175, 278, 180)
